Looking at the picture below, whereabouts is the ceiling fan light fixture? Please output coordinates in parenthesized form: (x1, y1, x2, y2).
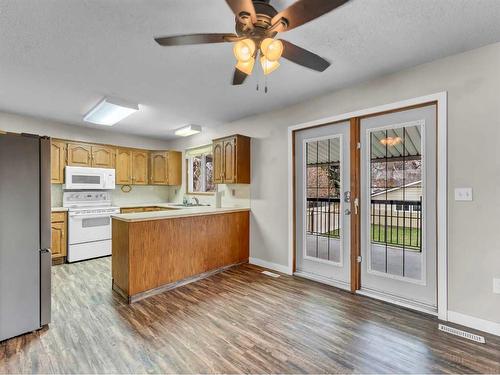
(235, 57, 255, 75)
(233, 39, 256, 62)
(260, 38, 283, 61)
(260, 56, 280, 75)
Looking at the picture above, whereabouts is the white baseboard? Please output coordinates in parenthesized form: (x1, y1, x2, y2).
(249, 257, 292, 275)
(448, 311, 500, 337)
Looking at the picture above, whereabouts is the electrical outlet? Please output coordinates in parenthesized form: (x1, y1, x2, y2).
(493, 278, 500, 294)
(454, 187, 473, 201)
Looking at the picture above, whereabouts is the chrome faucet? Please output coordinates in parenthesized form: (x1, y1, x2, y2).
(192, 197, 199, 205)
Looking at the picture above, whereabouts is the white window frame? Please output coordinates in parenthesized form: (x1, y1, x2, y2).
(186, 146, 215, 194)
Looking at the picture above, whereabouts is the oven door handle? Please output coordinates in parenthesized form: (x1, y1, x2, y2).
(69, 213, 116, 220)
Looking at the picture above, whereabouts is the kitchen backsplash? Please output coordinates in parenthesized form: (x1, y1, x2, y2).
(51, 184, 250, 208)
(51, 184, 174, 207)
(169, 184, 251, 208)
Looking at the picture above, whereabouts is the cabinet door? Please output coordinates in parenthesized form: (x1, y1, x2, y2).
(67, 143, 92, 167)
(150, 152, 167, 185)
(223, 138, 236, 183)
(132, 151, 149, 185)
(50, 140, 66, 184)
(92, 145, 115, 168)
(51, 221, 66, 258)
(166, 151, 182, 186)
(116, 148, 132, 185)
(213, 141, 224, 184)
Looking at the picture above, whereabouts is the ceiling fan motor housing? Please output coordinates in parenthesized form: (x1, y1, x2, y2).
(236, 1, 280, 41)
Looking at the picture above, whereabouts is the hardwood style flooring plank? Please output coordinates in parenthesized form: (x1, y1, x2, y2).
(1, 257, 499, 374)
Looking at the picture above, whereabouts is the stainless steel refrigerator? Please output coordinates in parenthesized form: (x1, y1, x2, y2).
(0, 133, 51, 342)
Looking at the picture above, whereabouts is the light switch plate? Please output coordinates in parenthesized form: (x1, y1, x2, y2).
(493, 278, 500, 294)
(454, 188, 473, 201)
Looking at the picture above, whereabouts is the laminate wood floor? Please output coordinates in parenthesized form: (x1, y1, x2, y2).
(1, 258, 499, 374)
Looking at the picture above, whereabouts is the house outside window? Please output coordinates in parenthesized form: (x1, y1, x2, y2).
(186, 145, 216, 194)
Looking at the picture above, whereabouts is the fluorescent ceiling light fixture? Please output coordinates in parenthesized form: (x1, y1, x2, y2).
(83, 97, 139, 126)
(175, 124, 202, 137)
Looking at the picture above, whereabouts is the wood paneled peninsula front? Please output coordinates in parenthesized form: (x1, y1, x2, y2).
(111, 207, 250, 303)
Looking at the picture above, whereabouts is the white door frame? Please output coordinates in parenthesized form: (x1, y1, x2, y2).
(288, 92, 448, 321)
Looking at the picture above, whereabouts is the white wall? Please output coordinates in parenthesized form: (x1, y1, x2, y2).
(166, 42, 500, 326)
(0, 111, 170, 149)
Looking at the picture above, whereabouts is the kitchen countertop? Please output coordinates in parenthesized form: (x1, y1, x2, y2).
(51, 207, 68, 212)
(112, 206, 250, 222)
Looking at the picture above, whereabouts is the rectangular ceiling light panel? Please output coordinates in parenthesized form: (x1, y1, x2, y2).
(84, 97, 139, 126)
(175, 124, 202, 137)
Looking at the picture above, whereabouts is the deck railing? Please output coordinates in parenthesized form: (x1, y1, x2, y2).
(306, 197, 422, 251)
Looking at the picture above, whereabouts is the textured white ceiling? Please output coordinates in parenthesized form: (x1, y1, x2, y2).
(1, 0, 500, 139)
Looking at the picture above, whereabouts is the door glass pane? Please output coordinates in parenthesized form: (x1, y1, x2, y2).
(305, 137, 342, 264)
(369, 124, 423, 280)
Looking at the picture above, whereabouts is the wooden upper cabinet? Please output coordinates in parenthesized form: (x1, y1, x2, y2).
(50, 140, 66, 184)
(116, 148, 133, 185)
(149, 151, 182, 185)
(67, 143, 92, 167)
(213, 141, 224, 184)
(132, 150, 149, 185)
(223, 138, 236, 184)
(150, 152, 168, 185)
(91, 145, 115, 168)
(166, 151, 182, 186)
(212, 135, 250, 184)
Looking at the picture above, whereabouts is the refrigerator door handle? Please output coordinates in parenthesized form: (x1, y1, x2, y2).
(40, 137, 52, 251)
(40, 248, 52, 326)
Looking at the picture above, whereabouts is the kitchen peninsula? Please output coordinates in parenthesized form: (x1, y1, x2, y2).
(111, 206, 250, 302)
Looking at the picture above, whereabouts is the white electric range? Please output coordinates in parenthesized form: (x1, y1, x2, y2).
(63, 191, 120, 263)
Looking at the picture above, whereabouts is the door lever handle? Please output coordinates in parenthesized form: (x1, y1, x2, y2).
(354, 198, 359, 215)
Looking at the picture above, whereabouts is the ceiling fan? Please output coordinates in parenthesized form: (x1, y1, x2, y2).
(154, 0, 349, 85)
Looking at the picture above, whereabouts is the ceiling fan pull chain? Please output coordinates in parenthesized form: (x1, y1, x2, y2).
(265, 76, 268, 94)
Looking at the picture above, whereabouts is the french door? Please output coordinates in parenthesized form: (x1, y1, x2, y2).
(295, 121, 351, 288)
(294, 104, 438, 313)
(359, 105, 437, 312)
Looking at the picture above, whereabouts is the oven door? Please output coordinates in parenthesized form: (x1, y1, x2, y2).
(65, 167, 105, 190)
(68, 213, 112, 245)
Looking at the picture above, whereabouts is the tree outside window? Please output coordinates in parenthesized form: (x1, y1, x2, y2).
(187, 146, 215, 194)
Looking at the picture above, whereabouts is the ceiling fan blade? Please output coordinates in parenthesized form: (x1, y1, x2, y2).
(225, 0, 257, 23)
(155, 33, 240, 46)
(232, 69, 248, 85)
(272, 0, 349, 32)
(281, 40, 330, 72)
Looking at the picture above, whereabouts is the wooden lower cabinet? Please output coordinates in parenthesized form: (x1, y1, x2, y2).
(112, 210, 250, 302)
(120, 207, 172, 214)
(51, 212, 67, 264)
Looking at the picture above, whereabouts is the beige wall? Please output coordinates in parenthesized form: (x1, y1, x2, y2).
(166, 42, 500, 324)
